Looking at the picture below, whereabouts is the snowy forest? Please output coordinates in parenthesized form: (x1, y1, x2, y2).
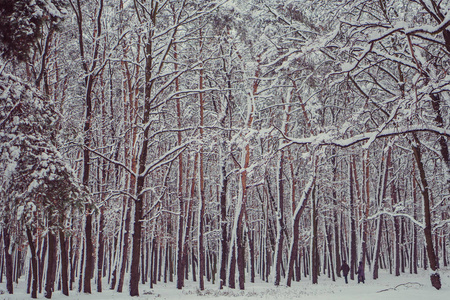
(0, 0, 449, 298)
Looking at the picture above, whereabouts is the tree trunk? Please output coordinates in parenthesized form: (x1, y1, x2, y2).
(169, 244, 174, 282)
(248, 230, 255, 283)
(219, 159, 228, 289)
(411, 134, 441, 290)
(229, 56, 259, 291)
(266, 230, 272, 282)
(175, 165, 185, 289)
(13, 248, 20, 284)
(384, 219, 393, 274)
(274, 154, 285, 286)
(442, 234, 447, 267)
(429, 93, 450, 188)
(157, 244, 162, 282)
(84, 213, 94, 294)
(286, 176, 315, 286)
(412, 217, 418, 274)
(69, 236, 75, 291)
(218, 42, 233, 289)
(44, 230, 56, 298)
(211, 252, 217, 284)
(97, 208, 105, 292)
(325, 225, 335, 281)
(373, 146, 391, 279)
(109, 240, 117, 289)
(237, 215, 245, 290)
(392, 185, 400, 277)
(349, 161, 357, 281)
(229, 155, 249, 291)
(163, 243, 169, 283)
(129, 192, 143, 296)
(26, 227, 37, 298)
(182, 154, 198, 283)
(423, 246, 428, 270)
(174, 27, 185, 289)
(0, 232, 3, 284)
(117, 197, 131, 292)
(435, 234, 440, 269)
(72, 0, 105, 293)
(401, 217, 406, 273)
(228, 243, 236, 289)
(303, 247, 308, 278)
(78, 242, 84, 292)
(331, 151, 341, 277)
(206, 247, 210, 282)
(3, 227, 13, 294)
(191, 247, 196, 282)
(311, 187, 319, 284)
(295, 249, 301, 282)
(152, 238, 158, 285)
(198, 42, 206, 290)
(361, 151, 370, 270)
(149, 238, 155, 289)
(59, 229, 69, 296)
(27, 259, 31, 295)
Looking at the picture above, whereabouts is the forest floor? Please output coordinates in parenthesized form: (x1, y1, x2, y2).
(1, 267, 449, 300)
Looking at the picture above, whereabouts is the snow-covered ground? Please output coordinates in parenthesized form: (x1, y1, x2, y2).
(1, 268, 449, 300)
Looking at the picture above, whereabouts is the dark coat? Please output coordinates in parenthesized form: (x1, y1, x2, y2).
(357, 263, 365, 279)
(340, 262, 350, 276)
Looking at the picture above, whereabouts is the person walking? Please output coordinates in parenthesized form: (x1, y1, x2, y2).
(340, 260, 350, 284)
(357, 261, 365, 284)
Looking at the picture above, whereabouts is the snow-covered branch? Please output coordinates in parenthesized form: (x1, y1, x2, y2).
(368, 211, 425, 229)
(141, 142, 189, 178)
(279, 125, 450, 149)
(85, 146, 135, 178)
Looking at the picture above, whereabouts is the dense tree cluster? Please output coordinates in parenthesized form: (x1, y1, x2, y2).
(0, 0, 66, 61)
(0, 0, 449, 298)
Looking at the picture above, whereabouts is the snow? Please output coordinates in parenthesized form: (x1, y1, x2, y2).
(285, 124, 450, 148)
(16, 205, 24, 221)
(10, 146, 20, 160)
(340, 62, 355, 73)
(27, 179, 40, 193)
(1, 268, 449, 300)
(4, 161, 17, 179)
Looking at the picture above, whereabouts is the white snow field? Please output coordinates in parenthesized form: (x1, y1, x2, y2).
(1, 268, 449, 300)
